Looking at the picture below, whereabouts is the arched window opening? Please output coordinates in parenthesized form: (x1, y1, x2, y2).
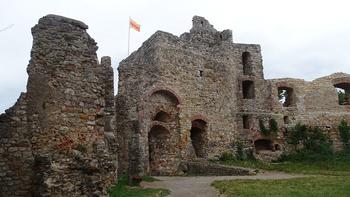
(190, 119, 207, 158)
(242, 52, 252, 75)
(153, 111, 171, 122)
(254, 139, 273, 152)
(243, 80, 255, 99)
(334, 83, 350, 105)
(278, 87, 294, 107)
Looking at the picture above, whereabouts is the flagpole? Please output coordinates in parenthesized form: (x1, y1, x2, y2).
(128, 17, 130, 56)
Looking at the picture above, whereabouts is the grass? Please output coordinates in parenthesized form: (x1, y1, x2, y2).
(212, 176, 350, 197)
(217, 159, 350, 176)
(212, 150, 350, 196)
(108, 175, 170, 197)
(215, 151, 350, 176)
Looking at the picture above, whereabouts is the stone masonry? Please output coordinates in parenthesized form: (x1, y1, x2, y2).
(1, 14, 350, 195)
(116, 16, 350, 176)
(0, 15, 117, 196)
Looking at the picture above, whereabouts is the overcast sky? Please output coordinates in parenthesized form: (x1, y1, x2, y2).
(1, 0, 350, 113)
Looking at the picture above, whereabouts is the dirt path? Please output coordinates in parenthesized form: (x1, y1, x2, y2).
(142, 172, 306, 197)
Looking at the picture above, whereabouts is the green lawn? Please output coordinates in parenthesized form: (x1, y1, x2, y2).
(108, 175, 170, 197)
(217, 159, 350, 176)
(212, 176, 350, 197)
(213, 151, 350, 196)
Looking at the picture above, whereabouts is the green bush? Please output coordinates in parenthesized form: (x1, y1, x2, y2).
(283, 123, 333, 161)
(339, 120, 350, 148)
(269, 119, 279, 133)
(219, 151, 235, 161)
(287, 123, 307, 146)
(236, 142, 245, 160)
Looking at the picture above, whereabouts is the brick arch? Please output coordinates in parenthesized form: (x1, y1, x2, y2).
(147, 86, 182, 106)
(190, 114, 209, 123)
(150, 121, 170, 132)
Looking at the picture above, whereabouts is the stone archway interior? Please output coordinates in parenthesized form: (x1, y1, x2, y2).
(190, 119, 207, 158)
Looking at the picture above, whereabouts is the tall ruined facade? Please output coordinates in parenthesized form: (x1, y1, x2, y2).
(0, 15, 117, 196)
(116, 16, 350, 176)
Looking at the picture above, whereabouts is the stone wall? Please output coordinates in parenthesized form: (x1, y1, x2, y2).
(0, 93, 34, 196)
(0, 15, 117, 196)
(116, 15, 350, 175)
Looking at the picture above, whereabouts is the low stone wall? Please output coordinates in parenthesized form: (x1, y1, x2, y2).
(181, 162, 257, 176)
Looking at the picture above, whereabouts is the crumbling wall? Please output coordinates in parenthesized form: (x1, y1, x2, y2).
(27, 14, 117, 196)
(0, 93, 34, 197)
(269, 73, 350, 150)
(0, 15, 117, 196)
(117, 15, 350, 174)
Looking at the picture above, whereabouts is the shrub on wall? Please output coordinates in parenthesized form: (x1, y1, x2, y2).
(259, 118, 278, 136)
(259, 119, 270, 136)
(269, 119, 278, 133)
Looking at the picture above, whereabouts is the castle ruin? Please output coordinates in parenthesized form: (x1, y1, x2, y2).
(0, 14, 350, 196)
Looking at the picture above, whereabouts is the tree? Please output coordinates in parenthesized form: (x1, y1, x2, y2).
(338, 90, 346, 105)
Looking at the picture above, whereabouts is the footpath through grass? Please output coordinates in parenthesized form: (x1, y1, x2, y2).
(213, 150, 350, 197)
(108, 175, 170, 197)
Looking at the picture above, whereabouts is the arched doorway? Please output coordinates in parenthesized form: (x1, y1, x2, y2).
(146, 88, 181, 175)
(190, 119, 207, 158)
(148, 125, 170, 175)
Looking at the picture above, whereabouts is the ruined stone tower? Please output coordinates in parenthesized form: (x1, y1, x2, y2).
(116, 16, 350, 176)
(0, 15, 117, 196)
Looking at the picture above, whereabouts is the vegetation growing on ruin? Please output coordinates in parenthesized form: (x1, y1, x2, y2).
(285, 123, 333, 160)
(212, 176, 350, 197)
(338, 90, 346, 105)
(218, 123, 350, 176)
(109, 175, 170, 197)
(259, 119, 270, 135)
(259, 118, 279, 136)
(339, 120, 350, 148)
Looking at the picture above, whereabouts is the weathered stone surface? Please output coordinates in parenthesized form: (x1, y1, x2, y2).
(1, 14, 350, 194)
(0, 15, 117, 196)
(116, 16, 350, 176)
(0, 93, 34, 197)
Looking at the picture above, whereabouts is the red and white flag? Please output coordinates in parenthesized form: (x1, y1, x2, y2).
(129, 18, 140, 32)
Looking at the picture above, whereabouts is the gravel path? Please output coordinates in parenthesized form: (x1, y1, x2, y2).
(142, 172, 306, 197)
